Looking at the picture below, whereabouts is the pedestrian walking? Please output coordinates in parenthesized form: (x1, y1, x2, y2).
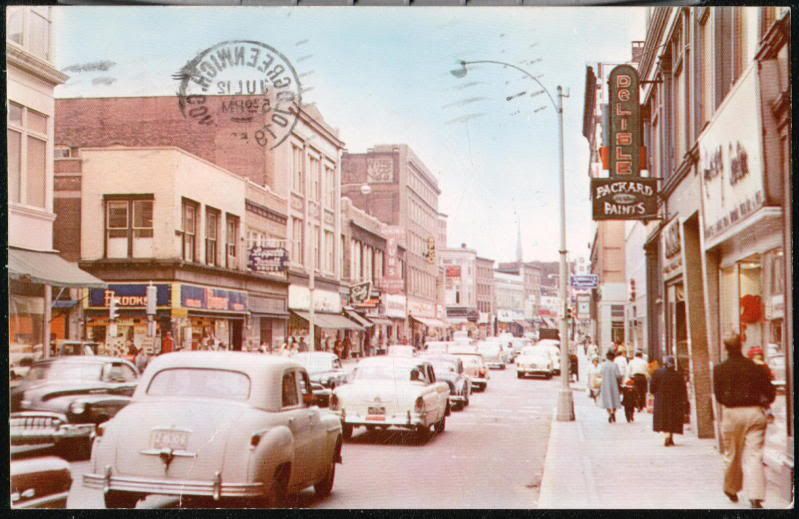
(598, 351, 622, 423)
(651, 355, 687, 447)
(613, 346, 629, 382)
(586, 355, 602, 401)
(627, 351, 649, 412)
(569, 350, 579, 382)
(298, 336, 308, 353)
(342, 335, 352, 359)
(713, 333, 776, 509)
(621, 378, 637, 422)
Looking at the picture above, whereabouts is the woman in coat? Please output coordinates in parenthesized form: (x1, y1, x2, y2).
(651, 355, 687, 446)
(598, 350, 622, 423)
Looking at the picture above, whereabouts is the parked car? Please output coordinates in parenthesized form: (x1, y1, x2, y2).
(83, 352, 343, 508)
(330, 356, 450, 442)
(10, 456, 72, 509)
(450, 351, 489, 391)
(10, 356, 140, 460)
(420, 353, 471, 409)
(768, 354, 786, 391)
(387, 345, 416, 357)
(56, 340, 100, 356)
(476, 340, 508, 370)
(516, 346, 554, 379)
(291, 352, 349, 407)
(424, 341, 453, 354)
(535, 339, 562, 375)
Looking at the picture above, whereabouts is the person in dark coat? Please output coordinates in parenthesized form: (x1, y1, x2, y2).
(651, 355, 687, 446)
(620, 378, 637, 423)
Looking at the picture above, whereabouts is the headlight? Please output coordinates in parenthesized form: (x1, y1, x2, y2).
(70, 401, 86, 414)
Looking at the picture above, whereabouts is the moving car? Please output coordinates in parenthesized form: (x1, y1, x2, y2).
(449, 351, 489, 392)
(11, 456, 72, 509)
(507, 337, 531, 362)
(10, 356, 140, 460)
(536, 339, 562, 375)
(330, 356, 450, 441)
(291, 352, 349, 407)
(387, 345, 416, 357)
(516, 346, 554, 379)
(420, 353, 471, 409)
(476, 340, 508, 370)
(83, 352, 342, 508)
(424, 341, 453, 354)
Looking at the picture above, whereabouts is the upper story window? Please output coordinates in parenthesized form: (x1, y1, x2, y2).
(206, 208, 220, 266)
(105, 196, 154, 259)
(309, 156, 321, 202)
(6, 6, 51, 61)
(7, 102, 48, 208)
(181, 200, 198, 262)
(325, 230, 335, 274)
(226, 214, 240, 269)
(292, 145, 304, 195)
(292, 217, 304, 266)
(325, 165, 336, 208)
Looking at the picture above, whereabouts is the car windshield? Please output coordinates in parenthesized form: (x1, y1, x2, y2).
(146, 368, 251, 400)
(25, 362, 103, 382)
(353, 364, 414, 381)
(521, 348, 550, 359)
(430, 361, 456, 373)
(295, 355, 336, 372)
(459, 356, 482, 367)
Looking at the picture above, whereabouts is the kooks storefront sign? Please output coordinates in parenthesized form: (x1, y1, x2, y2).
(88, 284, 171, 308)
(591, 178, 658, 220)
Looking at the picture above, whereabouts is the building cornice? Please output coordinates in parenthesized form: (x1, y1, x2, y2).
(6, 44, 69, 85)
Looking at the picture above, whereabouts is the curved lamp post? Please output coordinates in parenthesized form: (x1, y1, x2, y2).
(450, 59, 575, 421)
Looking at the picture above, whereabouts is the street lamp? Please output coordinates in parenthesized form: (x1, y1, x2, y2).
(450, 59, 574, 421)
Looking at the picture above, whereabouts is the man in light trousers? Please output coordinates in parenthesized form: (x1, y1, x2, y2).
(712, 333, 776, 509)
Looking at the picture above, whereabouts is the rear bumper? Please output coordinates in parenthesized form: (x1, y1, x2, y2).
(83, 471, 264, 499)
(470, 377, 488, 386)
(517, 368, 551, 375)
(449, 394, 468, 403)
(335, 410, 427, 428)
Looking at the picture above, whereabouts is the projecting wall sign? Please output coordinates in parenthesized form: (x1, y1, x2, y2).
(608, 64, 641, 177)
(591, 178, 659, 220)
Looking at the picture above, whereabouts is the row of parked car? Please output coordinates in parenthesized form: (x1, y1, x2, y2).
(8, 332, 555, 509)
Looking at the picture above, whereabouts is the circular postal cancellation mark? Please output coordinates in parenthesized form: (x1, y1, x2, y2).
(175, 40, 302, 149)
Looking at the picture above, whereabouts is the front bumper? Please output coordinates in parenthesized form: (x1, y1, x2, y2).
(485, 362, 505, 369)
(517, 367, 551, 375)
(10, 412, 95, 446)
(83, 470, 264, 500)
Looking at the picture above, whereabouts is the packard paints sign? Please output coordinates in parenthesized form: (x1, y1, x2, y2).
(699, 63, 766, 246)
(608, 64, 641, 177)
(591, 178, 658, 220)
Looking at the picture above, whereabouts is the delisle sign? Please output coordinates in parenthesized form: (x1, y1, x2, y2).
(608, 64, 641, 177)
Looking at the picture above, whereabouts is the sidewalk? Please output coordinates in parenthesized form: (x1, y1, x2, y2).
(537, 381, 791, 509)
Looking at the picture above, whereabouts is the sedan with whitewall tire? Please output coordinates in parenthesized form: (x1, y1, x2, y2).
(82, 352, 342, 509)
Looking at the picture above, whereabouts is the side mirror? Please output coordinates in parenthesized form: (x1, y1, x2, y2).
(303, 392, 316, 406)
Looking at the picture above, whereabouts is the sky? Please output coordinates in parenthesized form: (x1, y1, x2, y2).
(53, 6, 647, 263)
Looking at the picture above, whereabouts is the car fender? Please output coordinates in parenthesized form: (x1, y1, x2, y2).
(248, 425, 294, 484)
(320, 412, 343, 463)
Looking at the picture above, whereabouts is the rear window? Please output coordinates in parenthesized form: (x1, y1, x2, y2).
(146, 368, 251, 400)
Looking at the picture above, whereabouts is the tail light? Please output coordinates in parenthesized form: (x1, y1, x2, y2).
(95, 424, 105, 438)
(329, 394, 340, 411)
(414, 397, 424, 413)
(250, 432, 262, 448)
(479, 368, 487, 377)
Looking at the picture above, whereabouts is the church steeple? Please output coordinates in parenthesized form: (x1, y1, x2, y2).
(516, 217, 523, 264)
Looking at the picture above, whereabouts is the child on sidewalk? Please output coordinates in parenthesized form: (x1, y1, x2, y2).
(621, 379, 637, 423)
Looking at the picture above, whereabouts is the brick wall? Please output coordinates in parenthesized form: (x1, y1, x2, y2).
(55, 96, 277, 187)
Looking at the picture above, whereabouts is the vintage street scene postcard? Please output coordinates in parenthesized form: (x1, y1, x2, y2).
(6, 2, 793, 510)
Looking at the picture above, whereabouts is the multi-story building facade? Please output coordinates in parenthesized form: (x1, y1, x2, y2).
(341, 144, 448, 347)
(52, 147, 291, 353)
(493, 270, 526, 336)
(440, 245, 478, 334)
(475, 257, 496, 337)
(588, 6, 792, 498)
(7, 6, 105, 364)
(496, 261, 543, 325)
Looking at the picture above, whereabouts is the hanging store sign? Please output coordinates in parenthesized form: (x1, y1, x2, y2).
(699, 63, 766, 246)
(248, 246, 288, 273)
(349, 281, 372, 305)
(608, 64, 642, 177)
(591, 178, 659, 220)
(384, 293, 407, 319)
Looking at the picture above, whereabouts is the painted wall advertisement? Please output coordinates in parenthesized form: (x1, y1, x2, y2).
(382, 225, 406, 294)
(699, 63, 766, 247)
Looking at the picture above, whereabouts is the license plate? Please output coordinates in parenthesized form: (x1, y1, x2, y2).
(367, 406, 385, 420)
(151, 429, 189, 450)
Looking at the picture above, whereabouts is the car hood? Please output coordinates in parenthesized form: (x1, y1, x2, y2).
(13, 381, 118, 412)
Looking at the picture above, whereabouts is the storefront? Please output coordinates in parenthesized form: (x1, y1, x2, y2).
(384, 293, 408, 344)
(8, 247, 106, 363)
(408, 296, 448, 346)
(288, 284, 364, 353)
(248, 294, 289, 350)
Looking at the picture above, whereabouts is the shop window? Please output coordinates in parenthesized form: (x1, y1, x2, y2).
(206, 209, 219, 266)
(7, 102, 47, 208)
(182, 200, 198, 262)
(226, 214, 239, 269)
(325, 165, 336, 208)
(325, 230, 334, 274)
(105, 197, 154, 259)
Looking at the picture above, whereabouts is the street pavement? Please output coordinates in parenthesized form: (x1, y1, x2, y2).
(65, 363, 560, 509)
(538, 359, 792, 510)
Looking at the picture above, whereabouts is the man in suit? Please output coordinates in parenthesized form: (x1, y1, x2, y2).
(713, 333, 776, 509)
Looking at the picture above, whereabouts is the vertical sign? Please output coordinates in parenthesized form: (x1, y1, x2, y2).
(608, 64, 641, 177)
(382, 225, 405, 294)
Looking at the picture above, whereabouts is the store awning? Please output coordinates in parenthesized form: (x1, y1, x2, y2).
(448, 317, 469, 325)
(8, 247, 106, 289)
(291, 311, 365, 331)
(411, 316, 449, 329)
(344, 309, 374, 328)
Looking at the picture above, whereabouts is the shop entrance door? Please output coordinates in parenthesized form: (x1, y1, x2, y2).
(231, 320, 243, 351)
(260, 320, 273, 350)
(667, 282, 690, 424)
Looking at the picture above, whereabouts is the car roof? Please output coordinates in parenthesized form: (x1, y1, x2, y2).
(420, 353, 459, 363)
(146, 351, 301, 373)
(292, 352, 338, 360)
(357, 356, 427, 368)
(33, 356, 129, 365)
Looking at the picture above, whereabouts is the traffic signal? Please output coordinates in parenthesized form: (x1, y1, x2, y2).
(109, 296, 120, 321)
(565, 307, 573, 321)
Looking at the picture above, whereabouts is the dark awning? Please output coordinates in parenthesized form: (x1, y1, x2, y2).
(249, 296, 289, 318)
(367, 316, 393, 326)
(291, 311, 364, 331)
(411, 316, 449, 329)
(8, 247, 106, 288)
(344, 309, 374, 328)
